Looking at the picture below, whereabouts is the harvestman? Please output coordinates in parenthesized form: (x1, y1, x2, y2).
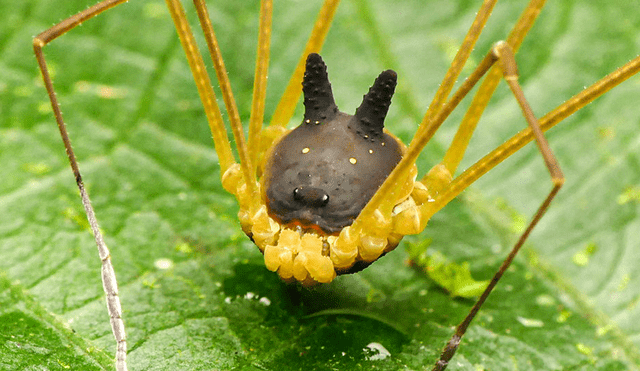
(33, 0, 640, 370)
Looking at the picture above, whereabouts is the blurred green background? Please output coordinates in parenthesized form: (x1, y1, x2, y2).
(1, 0, 639, 369)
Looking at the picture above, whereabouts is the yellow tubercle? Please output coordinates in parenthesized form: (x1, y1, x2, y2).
(264, 244, 294, 280)
(238, 210, 252, 235)
(357, 208, 392, 240)
(278, 228, 302, 251)
(393, 203, 422, 235)
(372, 155, 418, 218)
(300, 234, 323, 254)
(263, 244, 282, 271)
(331, 226, 359, 269)
(292, 253, 310, 281)
(358, 235, 387, 262)
(396, 164, 419, 204)
(277, 252, 295, 280)
(264, 228, 335, 285)
(250, 205, 280, 249)
(264, 229, 300, 279)
(300, 234, 335, 282)
(386, 233, 403, 251)
(292, 233, 335, 283)
(223, 161, 259, 216)
(221, 163, 242, 194)
(410, 180, 431, 205)
(236, 183, 252, 213)
(298, 252, 336, 283)
(421, 163, 453, 197)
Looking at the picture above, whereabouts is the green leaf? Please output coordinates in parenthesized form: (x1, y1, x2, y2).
(407, 240, 490, 298)
(2, 0, 640, 370)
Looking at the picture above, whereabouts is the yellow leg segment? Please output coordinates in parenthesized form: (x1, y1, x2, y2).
(165, 0, 236, 175)
(442, 0, 547, 175)
(192, 0, 259, 212)
(269, 0, 341, 127)
(248, 0, 273, 169)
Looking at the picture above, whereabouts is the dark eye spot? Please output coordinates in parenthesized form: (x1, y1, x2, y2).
(293, 186, 330, 208)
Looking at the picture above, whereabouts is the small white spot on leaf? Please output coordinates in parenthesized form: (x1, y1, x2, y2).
(154, 258, 173, 270)
(364, 342, 391, 361)
(516, 316, 544, 328)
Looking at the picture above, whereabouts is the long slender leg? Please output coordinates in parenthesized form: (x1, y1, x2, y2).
(33, 1, 129, 370)
(422, 54, 640, 371)
(247, 0, 273, 168)
(163, 0, 237, 177)
(353, 0, 547, 231)
(268, 0, 341, 127)
(190, 0, 258, 209)
(350, 0, 498, 235)
(432, 41, 564, 371)
(441, 0, 546, 175)
(413, 0, 498, 142)
(423, 54, 640, 221)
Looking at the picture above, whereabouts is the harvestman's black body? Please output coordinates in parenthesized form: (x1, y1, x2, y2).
(265, 54, 403, 235)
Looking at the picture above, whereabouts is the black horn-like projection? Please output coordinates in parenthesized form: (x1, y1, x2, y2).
(354, 69, 397, 138)
(302, 53, 339, 122)
(263, 53, 403, 238)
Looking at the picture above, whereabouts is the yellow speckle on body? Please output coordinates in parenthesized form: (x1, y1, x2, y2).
(302, 147, 310, 154)
(349, 157, 357, 164)
(369, 149, 373, 154)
